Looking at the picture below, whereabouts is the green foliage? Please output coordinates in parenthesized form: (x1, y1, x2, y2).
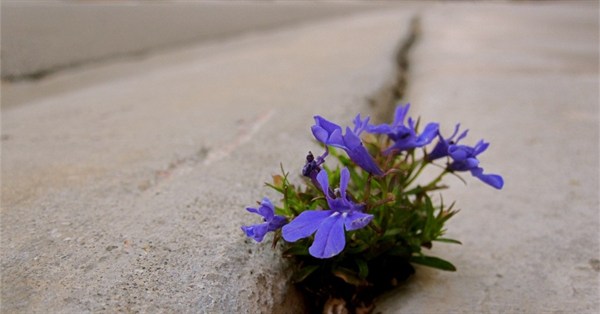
(410, 255, 456, 271)
(267, 141, 461, 291)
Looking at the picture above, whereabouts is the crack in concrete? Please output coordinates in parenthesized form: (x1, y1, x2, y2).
(137, 109, 275, 192)
(369, 15, 421, 124)
(203, 109, 275, 166)
(138, 146, 210, 192)
(2, 50, 153, 82)
(137, 147, 210, 192)
(285, 16, 423, 311)
(2, 3, 400, 83)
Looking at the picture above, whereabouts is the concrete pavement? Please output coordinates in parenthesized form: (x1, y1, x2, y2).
(1, 5, 420, 313)
(377, 1, 599, 313)
(1, 0, 400, 108)
(1, 0, 396, 81)
(2, 1, 599, 313)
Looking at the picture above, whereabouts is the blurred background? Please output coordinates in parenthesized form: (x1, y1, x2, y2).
(2, 0, 400, 108)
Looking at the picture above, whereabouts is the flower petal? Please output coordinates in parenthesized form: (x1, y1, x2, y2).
(428, 137, 449, 161)
(282, 210, 333, 242)
(393, 103, 410, 126)
(346, 145, 383, 176)
(245, 206, 260, 215)
(473, 140, 490, 156)
(344, 211, 373, 231)
(428, 125, 462, 160)
(343, 127, 362, 149)
(448, 145, 473, 161)
(311, 125, 330, 144)
(241, 223, 270, 242)
(328, 198, 352, 211)
(471, 167, 504, 189)
(328, 128, 346, 148)
(316, 169, 329, 196)
(456, 128, 469, 143)
(309, 213, 346, 259)
(312, 116, 345, 147)
(268, 215, 288, 231)
(415, 122, 439, 146)
(450, 157, 480, 171)
(366, 123, 393, 134)
(353, 114, 370, 135)
(258, 197, 274, 220)
(342, 127, 383, 175)
(339, 167, 350, 200)
(448, 123, 461, 140)
(314, 115, 342, 134)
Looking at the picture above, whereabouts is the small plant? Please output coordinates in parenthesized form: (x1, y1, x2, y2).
(241, 103, 503, 312)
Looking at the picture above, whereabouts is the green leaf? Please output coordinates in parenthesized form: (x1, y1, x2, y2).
(265, 182, 283, 194)
(332, 267, 368, 287)
(346, 243, 369, 254)
(274, 206, 289, 217)
(387, 245, 411, 257)
(282, 245, 309, 257)
(292, 265, 319, 283)
(433, 238, 462, 245)
(410, 255, 456, 271)
(355, 258, 369, 279)
(382, 228, 403, 239)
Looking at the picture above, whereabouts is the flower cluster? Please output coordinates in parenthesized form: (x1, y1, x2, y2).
(240, 103, 503, 309)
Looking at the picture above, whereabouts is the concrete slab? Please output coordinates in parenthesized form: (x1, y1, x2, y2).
(377, 1, 599, 313)
(0, 0, 405, 109)
(1, 7, 422, 313)
(0, 0, 398, 81)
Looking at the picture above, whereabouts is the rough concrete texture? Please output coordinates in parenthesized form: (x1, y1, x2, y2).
(377, 1, 600, 313)
(1, 7, 420, 313)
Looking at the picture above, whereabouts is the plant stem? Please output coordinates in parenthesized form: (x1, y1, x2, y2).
(404, 159, 429, 187)
(420, 170, 448, 192)
(364, 173, 372, 204)
(405, 169, 449, 195)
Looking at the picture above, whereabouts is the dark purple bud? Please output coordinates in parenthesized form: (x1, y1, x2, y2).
(302, 151, 320, 177)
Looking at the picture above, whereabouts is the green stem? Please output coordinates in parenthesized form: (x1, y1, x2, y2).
(404, 158, 429, 187)
(363, 173, 372, 204)
(426, 170, 448, 188)
(405, 169, 449, 195)
(368, 222, 383, 235)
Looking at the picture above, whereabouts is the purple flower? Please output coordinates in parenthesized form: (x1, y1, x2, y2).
(366, 103, 439, 154)
(311, 115, 383, 176)
(428, 124, 469, 161)
(282, 168, 373, 259)
(429, 125, 503, 189)
(241, 197, 287, 242)
(447, 140, 504, 189)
